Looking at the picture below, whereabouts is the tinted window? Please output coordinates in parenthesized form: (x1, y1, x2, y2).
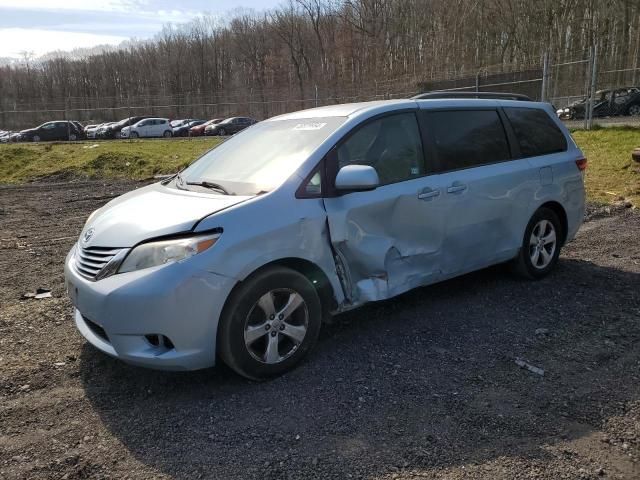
(337, 112, 424, 185)
(504, 107, 567, 157)
(421, 110, 511, 172)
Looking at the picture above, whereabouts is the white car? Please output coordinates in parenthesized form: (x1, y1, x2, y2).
(121, 118, 172, 139)
(84, 124, 102, 139)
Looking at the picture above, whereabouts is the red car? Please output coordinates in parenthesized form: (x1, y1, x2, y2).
(190, 119, 222, 137)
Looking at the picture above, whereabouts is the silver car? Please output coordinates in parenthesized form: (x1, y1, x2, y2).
(64, 99, 586, 379)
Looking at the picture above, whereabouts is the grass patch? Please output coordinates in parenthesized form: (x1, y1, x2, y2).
(572, 126, 640, 205)
(0, 138, 222, 183)
(0, 129, 638, 206)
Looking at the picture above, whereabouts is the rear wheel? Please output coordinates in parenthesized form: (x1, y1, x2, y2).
(218, 266, 322, 380)
(511, 207, 562, 279)
(627, 104, 640, 116)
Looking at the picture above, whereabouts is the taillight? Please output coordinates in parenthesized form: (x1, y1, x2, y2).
(575, 157, 587, 171)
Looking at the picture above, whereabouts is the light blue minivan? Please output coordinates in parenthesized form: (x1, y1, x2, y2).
(65, 98, 586, 379)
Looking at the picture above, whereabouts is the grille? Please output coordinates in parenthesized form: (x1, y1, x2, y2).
(75, 246, 124, 280)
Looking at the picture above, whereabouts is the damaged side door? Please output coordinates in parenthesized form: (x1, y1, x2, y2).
(323, 111, 455, 305)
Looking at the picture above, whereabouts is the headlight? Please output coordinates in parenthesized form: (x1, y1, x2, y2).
(118, 233, 220, 273)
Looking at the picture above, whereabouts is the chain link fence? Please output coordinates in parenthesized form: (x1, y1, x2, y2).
(2, 45, 639, 140)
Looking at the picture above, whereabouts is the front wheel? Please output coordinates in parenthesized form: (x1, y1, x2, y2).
(218, 266, 322, 380)
(163, 130, 172, 138)
(218, 127, 227, 136)
(32, 135, 40, 142)
(511, 207, 562, 279)
(129, 132, 138, 139)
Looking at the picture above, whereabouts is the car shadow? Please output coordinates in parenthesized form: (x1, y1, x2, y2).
(80, 258, 640, 479)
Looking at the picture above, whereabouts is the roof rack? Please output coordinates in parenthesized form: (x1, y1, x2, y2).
(412, 91, 532, 101)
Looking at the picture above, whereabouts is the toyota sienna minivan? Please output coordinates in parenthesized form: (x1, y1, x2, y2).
(64, 98, 586, 379)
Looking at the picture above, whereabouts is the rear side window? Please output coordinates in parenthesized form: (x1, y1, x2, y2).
(337, 112, 425, 185)
(421, 110, 511, 172)
(504, 107, 567, 157)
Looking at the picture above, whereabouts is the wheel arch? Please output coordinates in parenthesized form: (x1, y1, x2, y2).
(223, 257, 338, 325)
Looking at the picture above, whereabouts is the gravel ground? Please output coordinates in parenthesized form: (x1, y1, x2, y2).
(0, 180, 639, 480)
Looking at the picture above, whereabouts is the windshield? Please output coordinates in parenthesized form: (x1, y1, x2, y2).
(179, 116, 345, 195)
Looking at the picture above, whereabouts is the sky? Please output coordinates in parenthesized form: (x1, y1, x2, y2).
(0, 0, 281, 59)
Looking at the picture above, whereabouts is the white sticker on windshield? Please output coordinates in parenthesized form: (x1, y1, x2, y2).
(293, 122, 327, 131)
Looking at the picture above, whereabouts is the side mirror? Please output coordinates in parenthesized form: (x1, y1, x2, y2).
(335, 164, 379, 191)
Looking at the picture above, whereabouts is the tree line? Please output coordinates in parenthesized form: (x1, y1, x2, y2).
(1, 0, 639, 128)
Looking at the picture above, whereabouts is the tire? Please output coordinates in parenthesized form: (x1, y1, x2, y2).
(511, 207, 562, 280)
(218, 127, 227, 136)
(627, 103, 640, 117)
(218, 266, 322, 380)
(129, 132, 138, 139)
(69, 134, 77, 141)
(32, 135, 40, 142)
(163, 130, 172, 138)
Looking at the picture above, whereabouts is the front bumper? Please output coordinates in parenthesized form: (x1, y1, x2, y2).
(64, 245, 236, 371)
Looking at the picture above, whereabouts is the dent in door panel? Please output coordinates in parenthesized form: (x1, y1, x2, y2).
(328, 195, 442, 304)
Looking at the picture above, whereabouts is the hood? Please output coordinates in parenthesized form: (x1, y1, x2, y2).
(20, 128, 36, 134)
(80, 183, 252, 248)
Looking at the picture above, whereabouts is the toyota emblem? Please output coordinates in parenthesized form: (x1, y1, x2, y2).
(83, 227, 95, 243)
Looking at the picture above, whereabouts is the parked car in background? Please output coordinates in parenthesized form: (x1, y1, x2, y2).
(64, 98, 585, 379)
(100, 116, 149, 139)
(170, 119, 195, 129)
(85, 124, 103, 139)
(205, 117, 257, 136)
(0, 130, 14, 143)
(557, 87, 640, 119)
(190, 119, 222, 137)
(19, 121, 83, 142)
(173, 120, 206, 137)
(121, 118, 173, 138)
(94, 122, 116, 139)
(71, 121, 85, 136)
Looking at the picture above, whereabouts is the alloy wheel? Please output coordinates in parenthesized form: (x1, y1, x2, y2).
(529, 219, 557, 269)
(244, 289, 309, 364)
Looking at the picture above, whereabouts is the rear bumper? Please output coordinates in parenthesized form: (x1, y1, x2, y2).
(64, 245, 236, 371)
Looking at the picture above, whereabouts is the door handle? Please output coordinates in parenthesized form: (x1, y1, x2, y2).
(446, 184, 467, 194)
(418, 189, 440, 200)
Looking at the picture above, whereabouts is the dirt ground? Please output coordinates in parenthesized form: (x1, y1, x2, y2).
(0, 180, 639, 480)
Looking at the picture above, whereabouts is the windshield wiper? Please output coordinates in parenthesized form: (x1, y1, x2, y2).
(185, 180, 231, 195)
